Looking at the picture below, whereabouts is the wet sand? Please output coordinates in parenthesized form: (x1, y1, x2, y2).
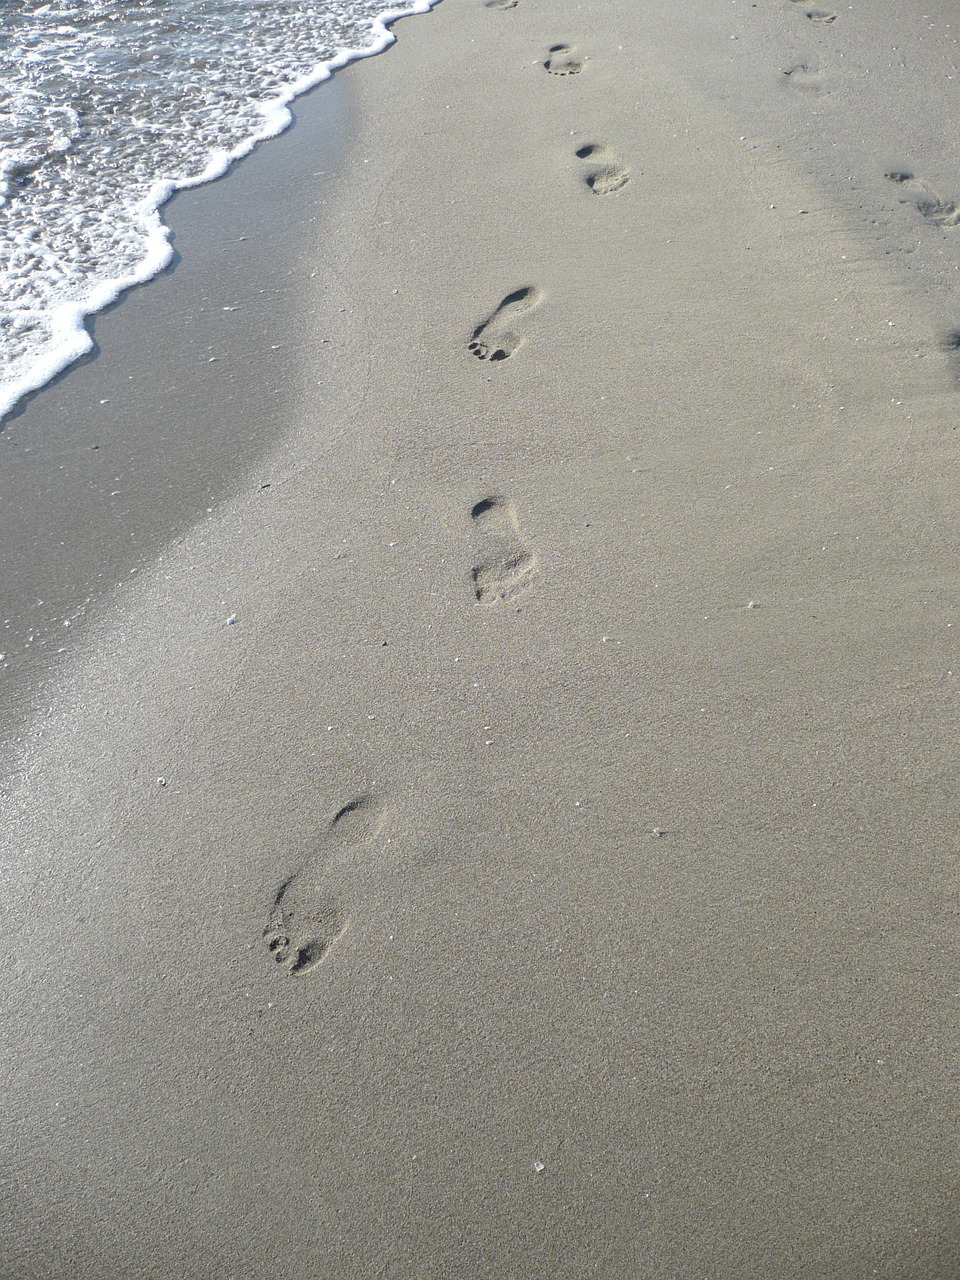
(2, 0, 959, 1276)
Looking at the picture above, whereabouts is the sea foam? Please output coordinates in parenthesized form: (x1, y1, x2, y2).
(0, 0, 442, 425)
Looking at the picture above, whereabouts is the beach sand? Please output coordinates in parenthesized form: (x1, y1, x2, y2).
(2, 0, 959, 1275)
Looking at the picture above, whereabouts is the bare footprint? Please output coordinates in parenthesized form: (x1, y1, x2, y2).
(544, 43, 583, 75)
(263, 796, 386, 975)
(780, 59, 830, 93)
(485, 0, 517, 8)
(886, 171, 960, 228)
(791, 0, 837, 21)
(940, 329, 960, 388)
(575, 143, 630, 195)
(468, 286, 542, 362)
(470, 496, 539, 605)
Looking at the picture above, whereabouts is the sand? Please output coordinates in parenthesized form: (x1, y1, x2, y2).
(2, 0, 959, 1275)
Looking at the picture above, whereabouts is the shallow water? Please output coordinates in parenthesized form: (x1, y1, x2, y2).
(0, 0, 437, 423)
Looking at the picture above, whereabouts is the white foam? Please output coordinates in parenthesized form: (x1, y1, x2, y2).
(0, 0, 443, 426)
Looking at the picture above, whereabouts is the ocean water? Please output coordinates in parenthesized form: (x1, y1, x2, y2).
(0, 0, 438, 425)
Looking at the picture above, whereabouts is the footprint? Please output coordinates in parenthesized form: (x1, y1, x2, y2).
(469, 496, 539, 605)
(791, 1, 838, 21)
(941, 328, 960, 373)
(940, 330, 960, 387)
(543, 44, 583, 75)
(263, 796, 386, 976)
(886, 171, 960, 228)
(484, 0, 517, 8)
(468, 286, 542, 362)
(575, 143, 630, 195)
(780, 60, 829, 92)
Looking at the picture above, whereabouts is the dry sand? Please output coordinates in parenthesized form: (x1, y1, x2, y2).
(2, 0, 959, 1275)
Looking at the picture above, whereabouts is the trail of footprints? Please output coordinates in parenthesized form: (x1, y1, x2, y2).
(262, 491, 539, 976)
(781, 0, 959, 275)
(265, 9, 583, 979)
(781, 2, 960, 358)
(464, 28, 629, 368)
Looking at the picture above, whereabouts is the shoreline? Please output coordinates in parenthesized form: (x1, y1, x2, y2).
(3, 0, 959, 1276)
(0, 0, 445, 428)
(0, 67, 357, 733)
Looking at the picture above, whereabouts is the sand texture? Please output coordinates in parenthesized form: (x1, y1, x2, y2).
(2, 0, 959, 1276)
